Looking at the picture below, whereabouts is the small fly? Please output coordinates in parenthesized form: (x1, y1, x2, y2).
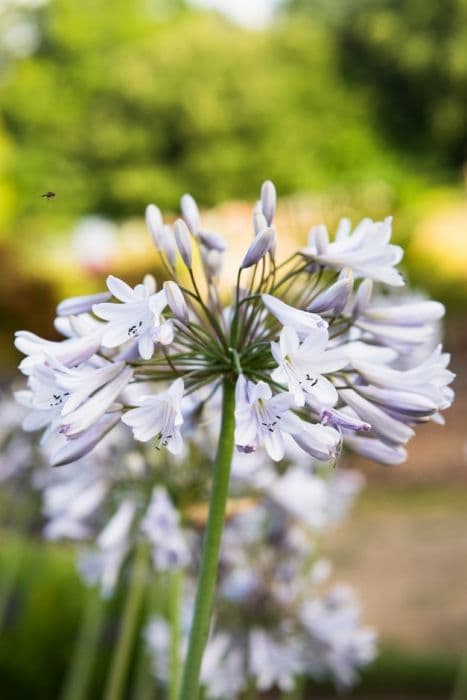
(41, 191, 56, 199)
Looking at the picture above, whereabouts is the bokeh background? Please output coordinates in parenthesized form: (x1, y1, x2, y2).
(0, 0, 466, 697)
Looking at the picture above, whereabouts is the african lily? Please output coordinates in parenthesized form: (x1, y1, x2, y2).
(14, 180, 453, 699)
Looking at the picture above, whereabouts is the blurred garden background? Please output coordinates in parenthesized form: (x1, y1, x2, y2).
(0, 0, 467, 697)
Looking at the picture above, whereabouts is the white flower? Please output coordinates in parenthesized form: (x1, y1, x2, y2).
(41, 462, 108, 541)
(351, 345, 455, 414)
(180, 193, 201, 234)
(260, 179, 276, 226)
(249, 628, 303, 692)
(56, 291, 111, 317)
(267, 466, 330, 530)
(122, 378, 184, 453)
(141, 487, 190, 570)
(174, 219, 193, 267)
(271, 326, 347, 407)
(201, 633, 247, 699)
(93, 275, 170, 360)
(234, 376, 302, 461)
(262, 294, 327, 338)
(58, 365, 133, 437)
(326, 470, 365, 525)
(145, 617, 171, 682)
(290, 421, 341, 462)
(29, 359, 127, 417)
(164, 281, 189, 323)
(241, 228, 275, 269)
(301, 586, 377, 690)
(49, 412, 122, 467)
(15, 330, 101, 374)
(339, 388, 414, 445)
(343, 433, 407, 465)
(301, 217, 404, 286)
(78, 499, 136, 598)
(306, 268, 354, 315)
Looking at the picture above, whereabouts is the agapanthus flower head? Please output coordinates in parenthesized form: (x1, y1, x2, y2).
(14, 180, 453, 467)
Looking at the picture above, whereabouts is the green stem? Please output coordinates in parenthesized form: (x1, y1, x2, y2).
(132, 573, 163, 700)
(0, 546, 21, 630)
(452, 650, 467, 700)
(169, 569, 183, 700)
(61, 588, 107, 700)
(104, 541, 149, 700)
(178, 378, 236, 700)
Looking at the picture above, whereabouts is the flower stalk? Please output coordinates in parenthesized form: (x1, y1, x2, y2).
(104, 540, 149, 700)
(178, 378, 236, 700)
(60, 589, 106, 700)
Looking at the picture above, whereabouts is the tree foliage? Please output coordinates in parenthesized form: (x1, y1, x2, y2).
(0, 1, 418, 237)
(334, 0, 467, 167)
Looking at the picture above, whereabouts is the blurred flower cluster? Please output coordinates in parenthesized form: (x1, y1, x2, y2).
(0, 395, 375, 696)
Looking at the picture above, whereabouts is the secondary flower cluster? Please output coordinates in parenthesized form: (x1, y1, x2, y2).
(145, 468, 375, 697)
(15, 181, 454, 468)
(2, 395, 375, 695)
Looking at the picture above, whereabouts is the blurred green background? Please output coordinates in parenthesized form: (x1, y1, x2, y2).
(1, 0, 467, 697)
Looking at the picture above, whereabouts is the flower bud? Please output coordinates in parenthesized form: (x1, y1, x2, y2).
(240, 227, 275, 269)
(164, 281, 189, 323)
(154, 320, 175, 346)
(352, 279, 373, 319)
(202, 247, 224, 280)
(174, 219, 192, 268)
(198, 230, 227, 252)
(145, 204, 164, 247)
(161, 225, 177, 267)
(260, 180, 276, 226)
(253, 211, 268, 236)
(344, 434, 407, 465)
(180, 194, 200, 234)
(306, 268, 354, 315)
(56, 291, 111, 317)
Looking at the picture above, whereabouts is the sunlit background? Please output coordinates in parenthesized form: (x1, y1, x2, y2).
(1, 0, 466, 697)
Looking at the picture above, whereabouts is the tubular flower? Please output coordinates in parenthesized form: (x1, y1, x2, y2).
(301, 217, 404, 286)
(14, 180, 453, 467)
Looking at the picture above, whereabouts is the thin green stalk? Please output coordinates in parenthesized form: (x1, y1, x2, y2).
(61, 588, 107, 700)
(169, 569, 183, 700)
(104, 541, 149, 700)
(178, 378, 236, 700)
(452, 650, 467, 700)
(0, 543, 21, 630)
(132, 573, 163, 700)
(0, 504, 32, 630)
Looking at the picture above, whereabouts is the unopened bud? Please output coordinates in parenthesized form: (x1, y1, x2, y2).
(352, 279, 373, 319)
(57, 291, 111, 317)
(240, 228, 275, 269)
(260, 180, 276, 226)
(161, 225, 177, 267)
(253, 211, 268, 236)
(202, 248, 224, 280)
(307, 268, 354, 315)
(180, 194, 200, 234)
(198, 230, 227, 252)
(145, 204, 164, 247)
(174, 219, 192, 268)
(164, 281, 189, 323)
